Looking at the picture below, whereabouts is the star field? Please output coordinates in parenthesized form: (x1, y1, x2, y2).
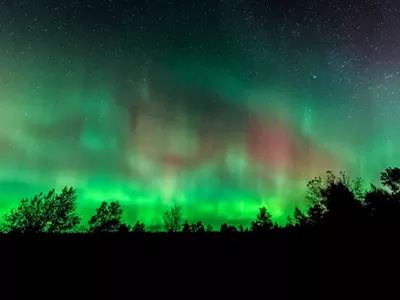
(0, 0, 399, 226)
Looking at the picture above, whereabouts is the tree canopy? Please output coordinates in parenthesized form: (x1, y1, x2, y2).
(2, 187, 80, 233)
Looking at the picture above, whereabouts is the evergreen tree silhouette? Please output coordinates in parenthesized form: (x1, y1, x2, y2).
(163, 204, 182, 232)
(88, 201, 128, 233)
(2, 187, 81, 233)
(251, 207, 273, 232)
(292, 207, 307, 227)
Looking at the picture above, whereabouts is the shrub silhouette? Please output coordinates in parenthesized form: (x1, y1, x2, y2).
(132, 221, 146, 233)
(238, 224, 248, 232)
(220, 223, 237, 233)
(2, 186, 80, 233)
(192, 221, 205, 232)
(205, 224, 213, 232)
(118, 223, 132, 233)
(88, 201, 128, 233)
(182, 221, 205, 233)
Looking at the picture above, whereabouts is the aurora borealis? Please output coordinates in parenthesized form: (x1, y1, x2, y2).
(1, 0, 399, 227)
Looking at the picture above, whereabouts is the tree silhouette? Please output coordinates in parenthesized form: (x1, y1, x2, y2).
(292, 207, 307, 227)
(191, 221, 205, 232)
(364, 185, 391, 222)
(286, 215, 294, 228)
(324, 181, 364, 224)
(304, 171, 365, 225)
(220, 223, 228, 232)
(2, 187, 81, 233)
(352, 176, 365, 201)
(251, 207, 274, 232)
(364, 167, 400, 224)
(205, 224, 213, 232)
(307, 203, 325, 226)
(88, 201, 128, 233)
(182, 220, 191, 233)
(132, 221, 146, 233)
(380, 167, 400, 196)
(163, 204, 182, 232)
(3, 166, 400, 233)
(220, 223, 238, 233)
(181, 220, 205, 232)
(118, 223, 132, 233)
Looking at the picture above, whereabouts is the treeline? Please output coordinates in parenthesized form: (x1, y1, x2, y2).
(1, 167, 400, 234)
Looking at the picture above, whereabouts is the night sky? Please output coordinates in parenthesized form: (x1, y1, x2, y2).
(1, 0, 399, 227)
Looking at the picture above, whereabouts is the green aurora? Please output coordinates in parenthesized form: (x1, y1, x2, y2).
(0, 1, 399, 228)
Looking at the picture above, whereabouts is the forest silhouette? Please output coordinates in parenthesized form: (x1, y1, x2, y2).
(2, 167, 400, 233)
(2, 168, 399, 299)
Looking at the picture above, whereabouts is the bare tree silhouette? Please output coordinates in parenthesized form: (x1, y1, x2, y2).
(163, 204, 182, 232)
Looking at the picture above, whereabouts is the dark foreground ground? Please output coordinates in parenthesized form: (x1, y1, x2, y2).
(0, 226, 398, 299)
